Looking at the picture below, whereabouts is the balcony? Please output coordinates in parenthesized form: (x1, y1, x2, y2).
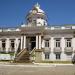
(0, 48, 15, 53)
(54, 47, 61, 53)
(0, 48, 6, 53)
(8, 48, 15, 53)
(44, 47, 51, 53)
(64, 47, 73, 53)
(0, 50, 6, 53)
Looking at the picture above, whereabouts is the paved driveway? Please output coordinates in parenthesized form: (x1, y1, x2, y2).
(0, 64, 75, 75)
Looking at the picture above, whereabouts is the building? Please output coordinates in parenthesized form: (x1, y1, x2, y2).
(0, 3, 75, 62)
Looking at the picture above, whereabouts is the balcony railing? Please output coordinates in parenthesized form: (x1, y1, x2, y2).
(0, 48, 6, 53)
(8, 48, 15, 53)
(54, 47, 61, 53)
(0, 47, 15, 53)
(0, 50, 6, 53)
(44, 47, 51, 53)
(64, 47, 73, 53)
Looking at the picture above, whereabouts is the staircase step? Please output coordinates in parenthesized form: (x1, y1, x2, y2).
(14, 49, 30, 63)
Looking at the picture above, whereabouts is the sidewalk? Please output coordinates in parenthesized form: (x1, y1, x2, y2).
(34, 63, 74, 66)
(0, 62, 74, 67)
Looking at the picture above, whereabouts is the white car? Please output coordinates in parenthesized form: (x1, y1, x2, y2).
(72, 55, 75, 64)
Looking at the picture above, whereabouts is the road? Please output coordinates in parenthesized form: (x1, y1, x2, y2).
(0, 64, 75, 75)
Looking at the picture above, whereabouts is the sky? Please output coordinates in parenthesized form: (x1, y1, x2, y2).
(0, 0, 75, 27)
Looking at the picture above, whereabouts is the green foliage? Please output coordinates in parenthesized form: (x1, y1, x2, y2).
(0, 52, 14, 56)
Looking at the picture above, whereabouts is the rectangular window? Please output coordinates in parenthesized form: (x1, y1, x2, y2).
(10, 40, 15, 50)
(45, 40, 49, 47)
(66, 39, 71, 47)
(55, 39, 60, 47)
(45, 52, 50, 59)
(2, 40, 6, 50)
(56, 54, 61, 59)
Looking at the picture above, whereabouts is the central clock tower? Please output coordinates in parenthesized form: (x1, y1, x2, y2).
(26, 3, 47, 26)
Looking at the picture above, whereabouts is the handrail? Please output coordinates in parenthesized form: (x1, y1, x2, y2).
(30, 47, 36, 54)
(14, 40, 20, 56)
(15, 49, 27, 61)
(16, 49, 26, 57)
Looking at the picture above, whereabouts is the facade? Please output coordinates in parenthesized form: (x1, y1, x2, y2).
(0, 3, 75, 62)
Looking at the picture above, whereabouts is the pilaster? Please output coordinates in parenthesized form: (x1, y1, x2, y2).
(6, 38, 10, 53)
(42, 39, 45, 48)
(50, 37, 55, 60)
(61, 37, 66, 60)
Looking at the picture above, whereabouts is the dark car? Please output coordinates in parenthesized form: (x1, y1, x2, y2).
(72, 55, 75, 64)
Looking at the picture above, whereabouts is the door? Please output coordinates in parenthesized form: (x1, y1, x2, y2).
(31, 41, 36, 50)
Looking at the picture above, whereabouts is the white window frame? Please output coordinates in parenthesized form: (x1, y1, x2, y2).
(44, 52, 50, 59)
(2, 40, 6, 50)
(10, 39, 15, 50)
(55, 39, 61, 47)
(66, 38, 72, 47)
(45, 39, 49, 47)
(56, 53, 61, 60)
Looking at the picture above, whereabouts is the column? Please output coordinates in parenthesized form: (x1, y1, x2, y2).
(39, 35, 41, 49)
(36, 35, 39, 49)
(6, 38, 10, 53)
(21, 36, 23, 50)
(61, 37, 66, 60)
(24, 35, 26, 49)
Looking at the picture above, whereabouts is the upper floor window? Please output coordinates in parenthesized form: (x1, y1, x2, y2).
(55, 39, 60, 47)
(66, 39, 71, 47)
(2, 40, 6, 50)
(45, 40, 49, 47)
(10, 40, 15, 50)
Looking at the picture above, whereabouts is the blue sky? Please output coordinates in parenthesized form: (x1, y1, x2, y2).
(0, 0, 75, 27)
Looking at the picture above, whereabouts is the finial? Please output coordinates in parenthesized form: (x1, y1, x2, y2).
(34, 2, 40, 8)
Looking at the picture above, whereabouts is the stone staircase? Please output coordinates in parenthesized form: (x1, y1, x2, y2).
(14, 49, 30, 63)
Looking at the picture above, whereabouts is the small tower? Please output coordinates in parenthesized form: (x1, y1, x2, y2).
(26, 3, 47, 26)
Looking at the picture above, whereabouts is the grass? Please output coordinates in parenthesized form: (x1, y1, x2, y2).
(42, 61, 72, 64)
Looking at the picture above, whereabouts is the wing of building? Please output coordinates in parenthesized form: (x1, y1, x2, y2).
(0, 3, 75, 63)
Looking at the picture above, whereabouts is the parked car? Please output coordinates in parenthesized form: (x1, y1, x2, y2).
(72, 55, 75, 64)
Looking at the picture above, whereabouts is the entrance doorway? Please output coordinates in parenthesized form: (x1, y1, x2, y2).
(31, 37, 36, 50)
(31, 41, 36, 50)
(27, 37, 36, 51)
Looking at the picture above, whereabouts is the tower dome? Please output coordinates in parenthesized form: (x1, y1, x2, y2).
(29, 3, 44, 14)
(26, 3, 47, 26)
